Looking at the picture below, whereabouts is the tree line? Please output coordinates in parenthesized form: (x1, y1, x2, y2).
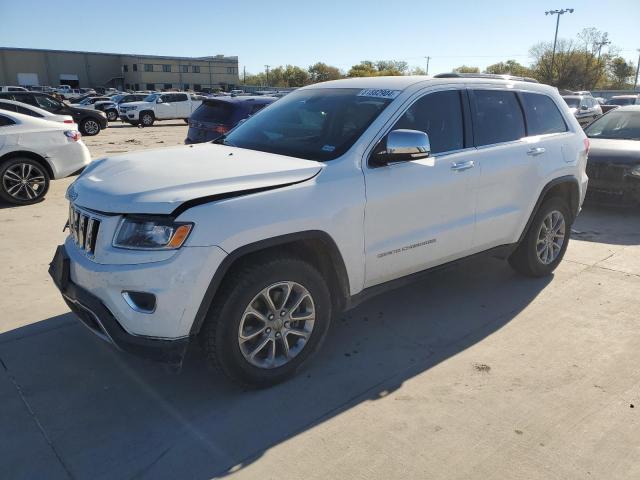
(244, 28, 636, 91)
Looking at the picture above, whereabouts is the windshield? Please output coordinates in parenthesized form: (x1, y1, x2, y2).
(607, 97, 636, 106)
(562, 97, 580, 108)
(220, 88, 395, 161)
(111, 94, 125, 103)
(143, 93, 159, 102)
(585, 110, 640, 140)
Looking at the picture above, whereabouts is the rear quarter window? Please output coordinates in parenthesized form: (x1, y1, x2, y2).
(520, 92, 567, 136)
(471, 90, 525, 146)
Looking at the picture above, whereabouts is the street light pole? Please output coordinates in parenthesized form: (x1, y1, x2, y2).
(545, 8, 574, 82)
(264, 64, 270, 87)
(635, 49, 640, 90)
(424, 56, 431, 75)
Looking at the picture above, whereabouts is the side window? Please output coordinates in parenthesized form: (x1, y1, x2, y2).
(161, 94, 173, 102)
(0, 114, 16, 126)
(34, 95, 59, 110)
(174, 93, 188, 102)
(520, 93, 567, 136)
(16, 105, 41, 117)
(0, 103, 18, 113)
(471, 90, 525, 146)
(391, 90, 465, 154)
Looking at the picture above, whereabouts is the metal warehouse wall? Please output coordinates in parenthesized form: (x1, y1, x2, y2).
(0, 48, 239, 89)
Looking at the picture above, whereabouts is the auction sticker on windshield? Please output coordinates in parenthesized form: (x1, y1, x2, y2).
(357, 89, 401, 99)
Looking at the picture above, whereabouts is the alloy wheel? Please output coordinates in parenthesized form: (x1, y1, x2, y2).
(2, 162, 46, 201)
(536, 210, 565, 265)
(238, 281, 316, 369)
(84, 120, 99, 135)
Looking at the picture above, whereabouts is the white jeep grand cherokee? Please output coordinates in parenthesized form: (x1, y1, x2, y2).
(50, 74, 589, 387)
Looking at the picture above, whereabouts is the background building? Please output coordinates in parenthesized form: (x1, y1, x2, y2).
(0, 47, 239, 91)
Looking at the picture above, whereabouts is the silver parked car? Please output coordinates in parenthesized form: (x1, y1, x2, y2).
(562, 95, 603, 127)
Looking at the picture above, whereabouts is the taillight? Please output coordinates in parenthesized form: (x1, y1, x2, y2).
(583, 138, 590, 155)
(64, 130, 81, 142)
(213, 125, 230, 134)
(63, 119, 74, 124)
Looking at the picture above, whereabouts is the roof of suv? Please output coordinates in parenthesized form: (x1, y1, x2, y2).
(302, 75, 556, 95)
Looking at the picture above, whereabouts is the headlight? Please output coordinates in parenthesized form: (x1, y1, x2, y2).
(128, 106, 138, 110)
(113, 217, 193, 250)
(631, 165, 640, 178)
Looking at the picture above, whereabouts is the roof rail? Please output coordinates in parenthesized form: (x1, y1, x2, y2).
(433, 72, 540, 84)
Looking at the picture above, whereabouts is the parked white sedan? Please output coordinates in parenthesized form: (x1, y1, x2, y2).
(0, 111, 91, 205)
(0, 99, 75, 124)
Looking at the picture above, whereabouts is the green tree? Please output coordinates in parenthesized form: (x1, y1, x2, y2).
(453, 65, 480, 73)
(347, 60, 408, 77)
(308, 62, 343, 83)
(484, 60, 533, 77)
(607, 57, 635, 88)
(347, 61, 378, 77)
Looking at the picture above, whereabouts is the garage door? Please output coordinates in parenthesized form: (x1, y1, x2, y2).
(17, 73, 39, 86)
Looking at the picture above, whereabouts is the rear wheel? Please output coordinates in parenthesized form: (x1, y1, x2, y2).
(508, 197, 571, 277)
(0, 157, 50, 205)
(79, 118, 101, 136)
(105, 109, 118, 121)
(201, 256, 332, 387)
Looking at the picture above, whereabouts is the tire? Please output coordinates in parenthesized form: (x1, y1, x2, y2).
(0, 157, 50, 205)
(201, 256, 332, 387)
(79, 117, 101, 136)
(140, 111, 155, 127)
(105, 109, 118, 121)
(508, 197, 572, 277)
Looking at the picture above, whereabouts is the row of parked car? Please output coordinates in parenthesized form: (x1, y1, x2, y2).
(561, 90, 640, 127)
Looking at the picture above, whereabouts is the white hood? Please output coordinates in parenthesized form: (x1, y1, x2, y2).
(70, 143, 323, 214)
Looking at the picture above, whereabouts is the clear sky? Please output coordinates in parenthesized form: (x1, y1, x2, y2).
(1, 0, 638, 76)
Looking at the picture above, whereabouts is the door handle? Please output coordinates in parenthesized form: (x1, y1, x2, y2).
(450, 160, 475, 172)
(527, 147, 546, 156)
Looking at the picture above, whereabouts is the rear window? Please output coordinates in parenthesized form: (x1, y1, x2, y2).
(471, 90, 525, 146)
(520, 93, 567, 136)
(562, 97, 580, 108)
(608, 97, 635, 106)
(191, 100, 234, 123)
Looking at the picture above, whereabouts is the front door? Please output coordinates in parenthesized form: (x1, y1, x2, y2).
(156, 94, 177, 119)
(363, 88, 478, 287)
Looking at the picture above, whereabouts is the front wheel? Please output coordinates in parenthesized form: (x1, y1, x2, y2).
(140, 111, 155, 127)
(105, 109, 118, 121)
(508, 197, 572, 277)
(0, 157, 50, 205)
(201, 256, 332, 387)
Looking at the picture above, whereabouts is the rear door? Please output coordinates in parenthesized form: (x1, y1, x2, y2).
(469, 88, 548, 251)
(173, 93, 190, 117)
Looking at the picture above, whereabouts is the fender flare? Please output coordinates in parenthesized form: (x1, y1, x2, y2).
(189, 230, 350, 335)
(518, 175, 580, 243)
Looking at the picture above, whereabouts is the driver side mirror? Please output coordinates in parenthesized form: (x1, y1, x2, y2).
(156, 97, 163, 104)
(370, 129, 431, 167)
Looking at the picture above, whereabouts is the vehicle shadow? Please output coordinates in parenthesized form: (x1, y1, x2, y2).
(0, 255, 550, 479)
(573, 203, 640, 246)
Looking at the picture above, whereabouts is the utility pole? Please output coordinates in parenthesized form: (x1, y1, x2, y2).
(635, 49, 640, 91)
(264, 64, 270, 87)
(424, 56, 431, 75)
(592, 38, 611, 89)
(545, 8, 574, 83)
(243, 66, 246, 85)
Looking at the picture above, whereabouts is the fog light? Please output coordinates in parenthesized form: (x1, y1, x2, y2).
(122, 291, 156, 313)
